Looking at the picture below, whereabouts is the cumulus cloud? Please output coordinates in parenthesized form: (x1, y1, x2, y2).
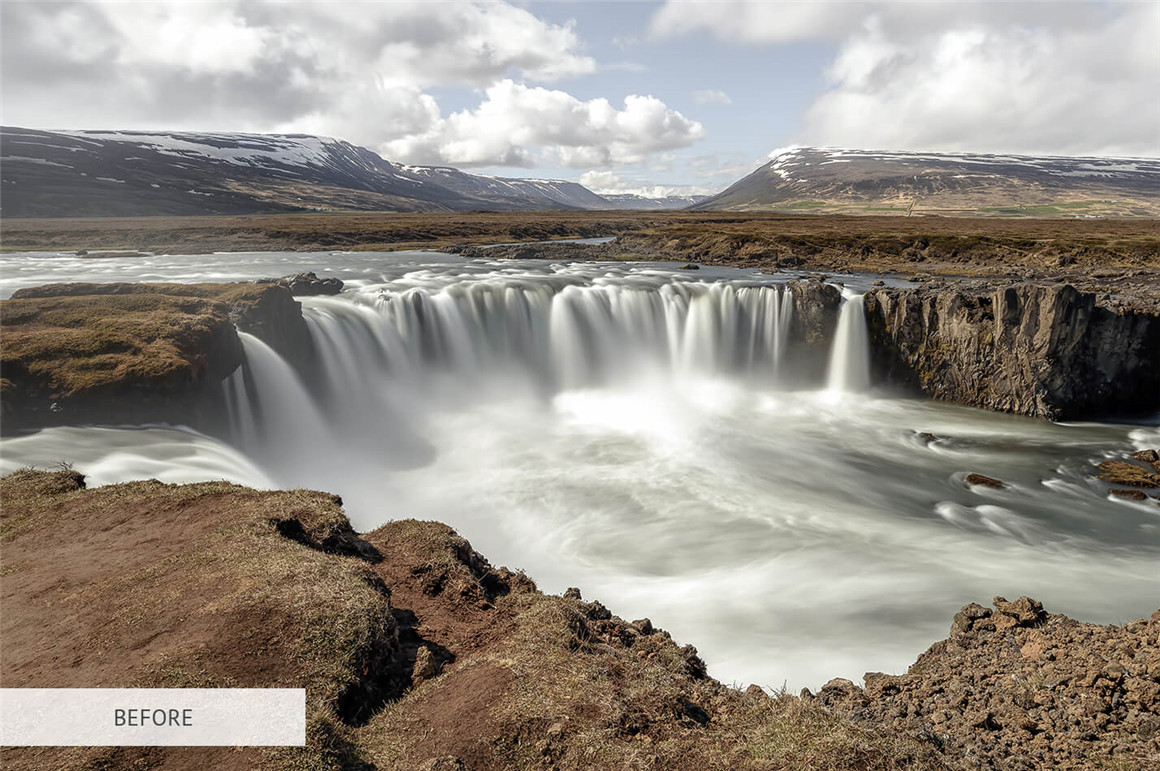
(651, 1, 1160, 156)
(692, 90, 733, 105)
(0, 1, 596, 137)
(578, 170, 716, 198)
(383, 80, 704, 168)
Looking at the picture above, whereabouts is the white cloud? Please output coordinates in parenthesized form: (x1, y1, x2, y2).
(578, 170, 718, 198)
(1, 1, 595, 134)
(692, 89, 732, 105)
(384, 80, 704, 168)
(651, 1, 858, 44)
(651, 1, 1160, 156)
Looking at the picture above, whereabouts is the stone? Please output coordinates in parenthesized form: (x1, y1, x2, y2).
(411, 645, 440, 685)
(952, 602, 994, 636)
(966, 473, 1006, 489)
(631, 618, 655, 635)
(257, 271, 344, 296)
(1098, 460, 1160, 488)
(993, 596, 1046, 627)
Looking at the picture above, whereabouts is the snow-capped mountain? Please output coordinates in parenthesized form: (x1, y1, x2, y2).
(600, 193, 709, 210)
(399, 165, 613, 210)
(0, 127, 691, 217)
(693, 147, 1160, 216)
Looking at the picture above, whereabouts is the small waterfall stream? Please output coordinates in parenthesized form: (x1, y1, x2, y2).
(826, 289, 871, 393)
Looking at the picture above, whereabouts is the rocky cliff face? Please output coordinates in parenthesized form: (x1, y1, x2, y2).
(785, 279, 841, 383)
(864, 283, 1160, 420)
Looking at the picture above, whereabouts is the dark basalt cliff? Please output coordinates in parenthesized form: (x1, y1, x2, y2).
(864, 283, 1160, 420)
(785, 279, 841, 383)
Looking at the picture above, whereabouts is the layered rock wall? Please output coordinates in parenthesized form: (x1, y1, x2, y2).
(864, 283, 1160, 419)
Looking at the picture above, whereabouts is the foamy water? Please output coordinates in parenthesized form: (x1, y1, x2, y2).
(2, 251, 1157, 691)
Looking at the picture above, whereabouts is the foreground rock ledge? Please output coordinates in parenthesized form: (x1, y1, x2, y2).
(3, 471, 1156, 770)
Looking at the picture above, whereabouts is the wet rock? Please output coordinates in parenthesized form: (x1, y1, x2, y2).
(1098, 460, 1160, 488)
(258, 271, 344, 296)
(966, 473, 1006, 489)
(1110, 488, 1148, 500)
(680, 263, 701, 270)
(1130, 449, 1159, 463)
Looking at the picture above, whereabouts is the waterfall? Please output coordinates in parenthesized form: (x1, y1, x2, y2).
(221, 332, 334, 476)
(826, 289, 871, 393)
(300, 281, 795, 398)
(220, 276, 804, 465)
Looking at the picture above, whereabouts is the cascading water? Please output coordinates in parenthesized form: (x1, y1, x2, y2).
(4, 252, 1157, 692)
(826, 289, 871, 393)
(223, 332, 337, 482)
(295, 279, 796, 404)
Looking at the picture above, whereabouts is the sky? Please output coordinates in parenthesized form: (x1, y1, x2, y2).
(2, 1, 1158, 197)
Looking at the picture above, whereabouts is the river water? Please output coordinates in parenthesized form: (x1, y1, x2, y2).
(2, 249, 1157, 690)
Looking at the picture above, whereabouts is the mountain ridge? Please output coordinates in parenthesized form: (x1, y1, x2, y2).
(0, 127, 694, 217)
(693, 147, 1160, 217)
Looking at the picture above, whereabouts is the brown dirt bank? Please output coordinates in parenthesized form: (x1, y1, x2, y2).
(3, 470, 1157, 769)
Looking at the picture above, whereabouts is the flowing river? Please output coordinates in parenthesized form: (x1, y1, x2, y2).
(2, 249, 1158, 691)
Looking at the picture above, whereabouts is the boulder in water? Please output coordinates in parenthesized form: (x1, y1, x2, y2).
(965, 473, 1005, 489)
(1097, 460, 1160, 488)
(258, 271, 344, 296)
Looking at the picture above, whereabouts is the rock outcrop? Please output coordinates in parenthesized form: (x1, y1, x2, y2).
(257, 271, 345, 296)
(0, 282, 314, 429)
(783, 278, 842, 383)
(864, 282, 1160, 420)
(814, 596, 1160, 771)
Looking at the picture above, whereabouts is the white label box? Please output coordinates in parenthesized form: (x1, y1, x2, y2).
(0, 688, 306, 746)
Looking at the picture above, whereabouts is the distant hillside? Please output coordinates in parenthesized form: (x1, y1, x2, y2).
(401, 165, 613, 210)
(0, 127, 686, 217)
(693, 148, 1160, 217)
(600, 193, 708, 210)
